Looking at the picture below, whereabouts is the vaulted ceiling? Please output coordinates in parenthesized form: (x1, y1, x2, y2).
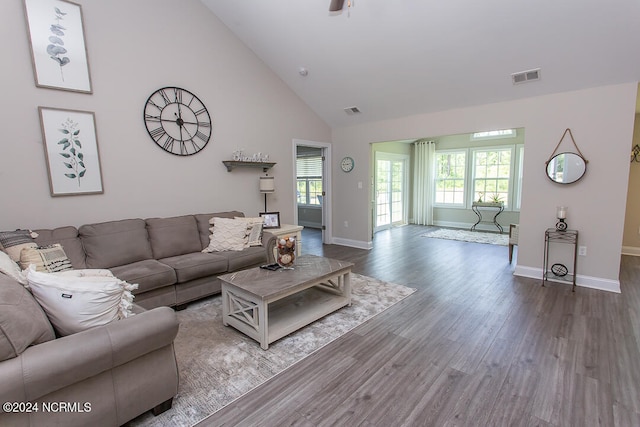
(201, 0, 640, 127)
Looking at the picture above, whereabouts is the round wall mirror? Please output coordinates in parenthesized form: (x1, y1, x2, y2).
(546, 152, 587, 184)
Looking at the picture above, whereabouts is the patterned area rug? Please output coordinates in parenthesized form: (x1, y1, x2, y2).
(126, 274, 416, 427)
(421, 228, 508, 246)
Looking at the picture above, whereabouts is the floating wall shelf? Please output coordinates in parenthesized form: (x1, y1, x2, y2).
(222, 161, 276, 172)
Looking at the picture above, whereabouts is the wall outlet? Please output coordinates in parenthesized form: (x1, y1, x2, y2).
(344, 221, 349, 228)
(578, 246, 587, 256)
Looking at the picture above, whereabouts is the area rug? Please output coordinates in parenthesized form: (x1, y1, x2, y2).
(126, 274, 416, 427)
(421, 228, 508, 246)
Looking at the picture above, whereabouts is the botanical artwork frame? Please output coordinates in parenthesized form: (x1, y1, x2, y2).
(38, 107, 104, 196)
(259, 212, 281, 229)
(23, 0, 92, 93)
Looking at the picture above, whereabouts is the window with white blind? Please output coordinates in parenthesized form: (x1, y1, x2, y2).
(296, 156, 323, 205)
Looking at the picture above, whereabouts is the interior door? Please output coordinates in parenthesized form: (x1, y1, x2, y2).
(293, 140, 332, 245)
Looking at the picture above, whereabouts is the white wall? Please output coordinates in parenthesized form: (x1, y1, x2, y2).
(2, 0, 330, 230)
(332, 83, 638, 291)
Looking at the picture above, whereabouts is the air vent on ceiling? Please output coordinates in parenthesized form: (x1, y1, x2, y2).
(344, 106, 361, 115)
(511, 68, 541, 85)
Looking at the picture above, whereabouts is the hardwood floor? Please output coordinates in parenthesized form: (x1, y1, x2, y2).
(197, 225, 640, 426)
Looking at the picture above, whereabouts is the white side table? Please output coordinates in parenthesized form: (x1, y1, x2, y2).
(269, 224, 304, 256)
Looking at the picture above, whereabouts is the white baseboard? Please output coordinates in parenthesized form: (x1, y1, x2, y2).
(622, 246, 640, 256)
(330, 237, 372, 250)
(513, 265, 620, 293)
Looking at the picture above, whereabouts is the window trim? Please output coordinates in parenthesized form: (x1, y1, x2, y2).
(433, 144, 523, 212)
(433, 149, 467, 209)
(469, 145, 515, 209)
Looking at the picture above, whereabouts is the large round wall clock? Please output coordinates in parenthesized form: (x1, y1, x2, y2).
(143, 87, 212, 156)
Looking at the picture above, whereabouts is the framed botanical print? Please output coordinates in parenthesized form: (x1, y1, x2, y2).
(38, 107, 104, 196)
(23, 0, 92, 93)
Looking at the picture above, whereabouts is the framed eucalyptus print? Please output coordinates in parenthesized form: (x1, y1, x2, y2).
(38, 107, 104, 196)
(23, 0, 92, 93)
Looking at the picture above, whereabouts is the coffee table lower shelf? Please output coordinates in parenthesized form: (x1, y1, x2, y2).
(222, 281, 351, 350)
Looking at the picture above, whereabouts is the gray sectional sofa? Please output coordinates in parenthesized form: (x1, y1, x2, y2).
(0, 210, 276, 426)
(32, 210, 276, 309)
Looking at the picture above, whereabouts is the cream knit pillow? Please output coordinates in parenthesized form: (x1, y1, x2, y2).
(202, 217, 248, 252)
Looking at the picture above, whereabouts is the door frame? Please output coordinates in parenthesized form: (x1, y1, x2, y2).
(292, 139, 332, 244)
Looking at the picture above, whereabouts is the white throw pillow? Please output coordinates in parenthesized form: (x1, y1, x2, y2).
(202, 217, 248, 252)
(236, 217, 264, 247)
(0, 250, 27, 285)
(25, 267, 138, 337)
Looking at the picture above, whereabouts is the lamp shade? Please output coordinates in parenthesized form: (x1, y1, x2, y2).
(259, 176, 275, 193)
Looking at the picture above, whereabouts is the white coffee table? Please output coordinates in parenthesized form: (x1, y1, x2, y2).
(219, 255, 353, 349)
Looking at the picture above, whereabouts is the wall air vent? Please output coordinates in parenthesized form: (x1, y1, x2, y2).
(344, 106, 361, 115)
(511, 68, 541, 85)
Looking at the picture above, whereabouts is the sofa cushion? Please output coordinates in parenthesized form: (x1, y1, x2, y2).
(110, 259, 177, 294)
(0, 229, 38, 262)
(146, 215, 202, 259)
(34, 226, 86, 269)
(158, 252, 228, 283)
(80, 219, 153, 269)
(25, 268, 138, 337)
(203, 217, 248, 252)
(19, 244, 73, 273)
(222, 246, 268, 271)
(195, 211, 244, 249)
(0, 273, 55, 362)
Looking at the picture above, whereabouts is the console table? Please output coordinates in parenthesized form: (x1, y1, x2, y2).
(543, 228, 578, 291)
(470, 202, 504, 233)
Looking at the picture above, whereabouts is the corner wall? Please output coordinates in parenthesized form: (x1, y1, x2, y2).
(332, 83, 638, 291)
(623, 113, 640, 255)
(2, 0, 330, 230)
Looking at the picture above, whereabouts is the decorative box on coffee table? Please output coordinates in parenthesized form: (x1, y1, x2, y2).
(218, 255, 353, 349)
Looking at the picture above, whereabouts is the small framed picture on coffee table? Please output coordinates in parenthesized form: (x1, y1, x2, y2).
(260, 212, 280, 229)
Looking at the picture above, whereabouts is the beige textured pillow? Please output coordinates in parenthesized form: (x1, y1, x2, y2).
(202, 217, 248, 252)
(236, 217, 264, 247)
(20, 244, 73, 273)
(0, 229, 38, 262)
(25, 267, 138, 337)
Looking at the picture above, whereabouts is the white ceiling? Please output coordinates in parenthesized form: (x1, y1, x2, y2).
(201, 0, 640, 127)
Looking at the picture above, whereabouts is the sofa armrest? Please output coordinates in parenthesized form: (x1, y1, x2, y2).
(0, 307, 178, 403)
(262, 231, 277, 264)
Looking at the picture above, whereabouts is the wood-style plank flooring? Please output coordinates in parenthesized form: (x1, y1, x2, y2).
(197, 225, 640, 426)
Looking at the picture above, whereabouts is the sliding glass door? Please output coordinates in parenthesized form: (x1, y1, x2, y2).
(375, 153, 408, 232)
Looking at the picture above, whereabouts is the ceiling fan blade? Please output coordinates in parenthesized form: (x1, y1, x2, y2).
(329, 0, 345, 11)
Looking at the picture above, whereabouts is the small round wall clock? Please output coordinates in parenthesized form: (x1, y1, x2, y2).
(143, 87, 212, 156)
(341, 156, 355, 172)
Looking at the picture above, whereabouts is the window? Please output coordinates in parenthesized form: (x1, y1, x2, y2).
(471, 129, 516, 140)
(434, 151, 466, 205)
(472, 148, 512, 206)
(296, 156, 322, 205)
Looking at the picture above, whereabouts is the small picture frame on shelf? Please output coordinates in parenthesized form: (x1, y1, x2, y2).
(259, 212, 280, 229)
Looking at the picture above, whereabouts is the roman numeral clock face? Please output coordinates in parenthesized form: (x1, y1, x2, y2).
(143, 87, 212, 156)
